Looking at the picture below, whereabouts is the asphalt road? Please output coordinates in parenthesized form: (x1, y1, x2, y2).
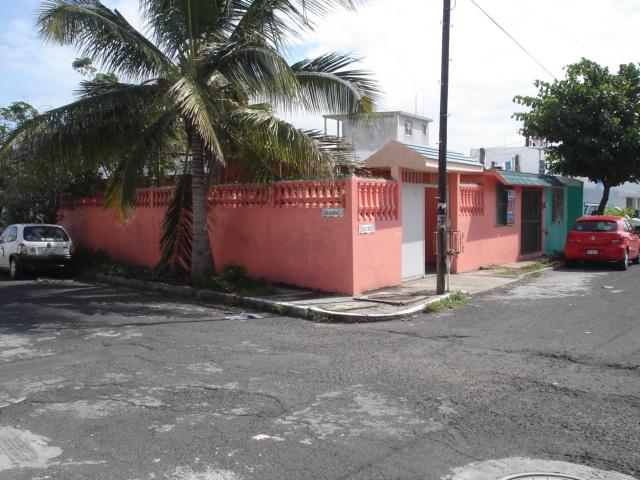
(0, 265, 638, 480)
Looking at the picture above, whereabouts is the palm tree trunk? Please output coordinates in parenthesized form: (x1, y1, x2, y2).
(190, 132, 215, 281)
(597, 180, 611, 215)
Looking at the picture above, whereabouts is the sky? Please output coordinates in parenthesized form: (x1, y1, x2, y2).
(1, 0, 639, 154)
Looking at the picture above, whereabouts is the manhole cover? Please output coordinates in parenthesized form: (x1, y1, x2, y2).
(500, 475, 586, 480)
(447, 458, 635, 480)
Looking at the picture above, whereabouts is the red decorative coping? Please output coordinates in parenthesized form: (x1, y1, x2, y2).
(459, 184, 484, 216)
(60, 179, 401, 220)
(357, 180, 398, 222)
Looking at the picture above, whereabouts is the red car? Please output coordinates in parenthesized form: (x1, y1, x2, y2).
(565, 215, 640, 270)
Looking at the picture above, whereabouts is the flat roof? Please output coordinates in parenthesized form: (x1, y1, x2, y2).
(323, 111, 433, 122)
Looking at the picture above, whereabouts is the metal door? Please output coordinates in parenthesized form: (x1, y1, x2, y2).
(402, 184, 425, 279)
(521, 189, 542, 254)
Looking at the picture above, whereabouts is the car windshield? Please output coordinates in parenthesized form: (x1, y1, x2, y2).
(23, 226, 69, 242)
(574, 221, 618, 232)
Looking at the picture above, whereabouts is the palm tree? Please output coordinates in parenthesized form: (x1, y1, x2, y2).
(3, 0, 379, 281)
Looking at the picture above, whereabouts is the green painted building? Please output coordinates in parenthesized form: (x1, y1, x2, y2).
(545, 177, 584, 256)
(495, 171, 583, 257)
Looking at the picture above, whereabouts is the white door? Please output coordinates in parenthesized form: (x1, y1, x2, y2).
(402, 185, 425, 279)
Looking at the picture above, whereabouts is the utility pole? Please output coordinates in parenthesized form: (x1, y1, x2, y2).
(436, 0, 451, 294)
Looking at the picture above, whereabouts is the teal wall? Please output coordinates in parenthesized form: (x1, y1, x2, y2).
(544, 188, 565, 255)
(567, 184, 584, 226)
(544, 183, 583, 256)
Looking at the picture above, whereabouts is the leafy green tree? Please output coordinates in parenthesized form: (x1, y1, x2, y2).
(514, 58, 640, 214)
(3, 0, 379, 281)
(73, 56, 118, 83)
(0, 102, 47, 224)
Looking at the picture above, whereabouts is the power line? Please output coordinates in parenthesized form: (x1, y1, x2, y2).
(468, 0, 557, 80)
(512, 0, 611, 65)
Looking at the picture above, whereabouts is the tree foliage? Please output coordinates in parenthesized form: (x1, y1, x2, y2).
(514, 58, 640, 214)
(2, 0, 379, 281)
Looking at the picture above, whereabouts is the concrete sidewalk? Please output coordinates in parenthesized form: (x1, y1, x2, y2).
(89, 258, 556, 323)
(255, 259, 555, 322)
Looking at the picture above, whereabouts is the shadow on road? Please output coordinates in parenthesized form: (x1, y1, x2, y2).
(0, 275, 237, 335)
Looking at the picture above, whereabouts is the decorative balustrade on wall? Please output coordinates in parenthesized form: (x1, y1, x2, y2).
(208, 181, 348, 209)
(459, 184, 484, 216)
(273, 181, 347, 209)
(401, 170, 437, 185)
(357, 180, 399, 222)
(62, 179, 401, 215)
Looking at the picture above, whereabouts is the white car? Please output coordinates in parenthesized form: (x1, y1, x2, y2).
(0, 224, 74, 280)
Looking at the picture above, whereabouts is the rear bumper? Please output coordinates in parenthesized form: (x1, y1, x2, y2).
(15, 255, 72, 270)
(564, 244, 626, 262)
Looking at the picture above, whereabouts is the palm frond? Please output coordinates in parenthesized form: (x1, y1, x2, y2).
(231, 0, 360, 47)
(226, 105, 334, 178)
(104, 111, 179, 217)
(140, 0, 238, 61)
(291, 52, 381, 115)
(159, 170, 193, 277)
(1, 82, 165, 171)
(169, 75, 225, 165)
(204, 42, 301, 101)
(38, 0, 173, 80)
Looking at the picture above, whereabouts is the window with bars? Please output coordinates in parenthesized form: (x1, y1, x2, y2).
(552, 188, 565, 224)
(496, 184, 508, 225)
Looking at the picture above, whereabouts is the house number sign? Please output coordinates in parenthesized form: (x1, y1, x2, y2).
(359, 223, 376, 235)
(322, 208, 344, 218)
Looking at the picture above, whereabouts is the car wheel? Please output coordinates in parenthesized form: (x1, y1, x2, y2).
(619, 250, 629, 271)
(9, 258, 21, 280)
(633, 252, 640, 265)
(564, 259, 576, 268)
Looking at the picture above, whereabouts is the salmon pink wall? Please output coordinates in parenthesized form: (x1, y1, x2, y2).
(59, 178, 402, 295)
(452, 175, 543, 273)
(59, 204, 164, 267)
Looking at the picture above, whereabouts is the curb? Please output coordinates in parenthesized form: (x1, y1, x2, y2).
(82, 272, 457, 323)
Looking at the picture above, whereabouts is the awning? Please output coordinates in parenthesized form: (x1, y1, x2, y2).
(493, 170, 564, 187)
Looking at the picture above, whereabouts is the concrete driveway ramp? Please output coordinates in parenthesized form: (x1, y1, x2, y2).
(445, 458, 636, 480)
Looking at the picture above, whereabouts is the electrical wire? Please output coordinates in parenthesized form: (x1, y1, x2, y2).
(512, 0, 611, 64)
(468, 0, 557, 80)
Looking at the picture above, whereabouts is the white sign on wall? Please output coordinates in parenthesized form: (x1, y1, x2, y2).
(322, 208, 344, 218)
(358, 223, 376, 235)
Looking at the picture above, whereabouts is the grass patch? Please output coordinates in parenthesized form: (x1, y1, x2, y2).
(74, 248, 276, 296)
(198, 264, 277, 297)
(312, 314, 335, 323)
(425, 291, 469, 313)
(72, 246, 181, 283)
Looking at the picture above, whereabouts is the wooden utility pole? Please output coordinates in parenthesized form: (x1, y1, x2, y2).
(436, 0, 451, 294)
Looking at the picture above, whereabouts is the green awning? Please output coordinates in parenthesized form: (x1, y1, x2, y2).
(495, 170, 564, 187)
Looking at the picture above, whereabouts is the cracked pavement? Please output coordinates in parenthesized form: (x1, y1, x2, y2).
(0, 265, 638, 479)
